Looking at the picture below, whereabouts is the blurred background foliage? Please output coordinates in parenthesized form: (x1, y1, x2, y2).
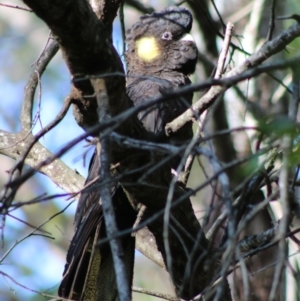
(0, 0, 299, 300)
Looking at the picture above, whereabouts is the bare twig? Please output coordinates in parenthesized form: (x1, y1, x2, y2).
(266, 0, 277, 41)
(119, 2, 126, 59)
(132, 286, 178, 301)
(215, 22, 234, 79)
(1, 200, 73, 263)
(21, 39, 59, 130)
(0, 2, 32, 11)
(238, 226, 277, 252)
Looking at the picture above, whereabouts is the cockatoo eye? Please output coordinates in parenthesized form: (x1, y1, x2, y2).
(161, 31, 172, 40)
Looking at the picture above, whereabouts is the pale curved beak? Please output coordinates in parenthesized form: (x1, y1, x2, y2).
(179, 33, 194, 42)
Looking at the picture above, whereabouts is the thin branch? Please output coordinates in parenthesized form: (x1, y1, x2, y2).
(0, 2, 32, 11)
(21, 39, 59, 130)
(132, 287, 178, 301)
(0, 200, 74, 263)
(119, 2, 126, 60)
(266, 0, 277, 41)
(214, 22, 234, 79)
(238, 226, 277, 252)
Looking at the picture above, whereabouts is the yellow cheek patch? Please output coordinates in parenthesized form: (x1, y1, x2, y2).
(136, 37, 160, 62)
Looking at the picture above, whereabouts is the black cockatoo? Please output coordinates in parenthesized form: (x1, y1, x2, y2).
(126, 6, 197, 143)
(58, 6, 197, 301)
